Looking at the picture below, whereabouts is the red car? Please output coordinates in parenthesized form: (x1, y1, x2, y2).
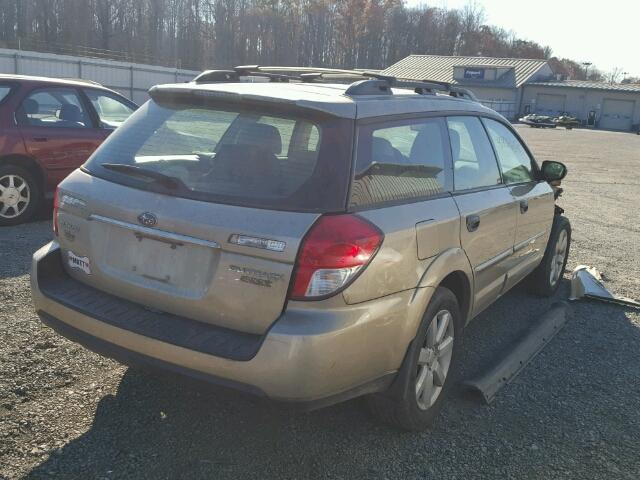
(0, 74, 137, 225)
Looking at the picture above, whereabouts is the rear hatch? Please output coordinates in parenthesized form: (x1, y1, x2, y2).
(55, 94, 353, 335)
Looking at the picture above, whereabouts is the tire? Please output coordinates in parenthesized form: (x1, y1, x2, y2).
(0, 165, 41, 226)
(526, 215, 571, 297)
(366, 287, 463, 431)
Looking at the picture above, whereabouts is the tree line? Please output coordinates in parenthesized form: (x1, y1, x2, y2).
(0, 0, 612, 80)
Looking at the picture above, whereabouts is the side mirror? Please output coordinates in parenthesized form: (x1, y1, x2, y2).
(540, 161, 567, 182)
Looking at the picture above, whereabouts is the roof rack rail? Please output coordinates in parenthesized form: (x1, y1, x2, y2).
(192, 65, 478, 101)
(193, 66, 294, 84)
(268, 66, 479, 100)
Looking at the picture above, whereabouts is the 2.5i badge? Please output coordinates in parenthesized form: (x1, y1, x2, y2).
(68, 251, 91, 275)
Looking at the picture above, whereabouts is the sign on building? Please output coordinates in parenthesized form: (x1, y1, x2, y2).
(463, 68, 485, 80)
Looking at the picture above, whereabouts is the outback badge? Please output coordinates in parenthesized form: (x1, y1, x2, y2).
(138, 212, 157, 227)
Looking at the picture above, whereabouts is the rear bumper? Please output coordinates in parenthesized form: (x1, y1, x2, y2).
(38, 311, 266, 397)
(32, 242, 432, 405)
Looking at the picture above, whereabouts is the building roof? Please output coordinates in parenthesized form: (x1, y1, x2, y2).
(527, 80, 640, 93)
(382, 55, 549, 88)
(151, 81, 498, 120)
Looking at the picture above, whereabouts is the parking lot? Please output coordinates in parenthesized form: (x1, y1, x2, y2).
(0, 126, 639, 479)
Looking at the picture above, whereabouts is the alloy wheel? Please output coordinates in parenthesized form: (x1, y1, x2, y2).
(0, 174, 31, 219)
(415, 309, 455, 410)
(549, 229, 568, 287)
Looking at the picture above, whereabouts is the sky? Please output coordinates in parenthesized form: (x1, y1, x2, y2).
(405, 0, 639, 78)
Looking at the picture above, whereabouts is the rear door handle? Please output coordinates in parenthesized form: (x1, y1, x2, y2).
(32, 137, 48, 142)
(466, 214, 480, 232)
(520, 200, 529, 213)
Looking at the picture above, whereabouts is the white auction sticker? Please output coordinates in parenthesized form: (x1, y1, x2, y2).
(68, 251, 91, 275)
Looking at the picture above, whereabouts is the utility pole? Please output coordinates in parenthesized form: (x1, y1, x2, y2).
(581, 62, 592, 80)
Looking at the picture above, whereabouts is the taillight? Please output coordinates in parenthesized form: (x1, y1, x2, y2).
(52, 186, 60, 236)
(289, 214, 383, 300)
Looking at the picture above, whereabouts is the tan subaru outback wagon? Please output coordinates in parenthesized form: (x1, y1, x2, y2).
(31, 67, 570, 430)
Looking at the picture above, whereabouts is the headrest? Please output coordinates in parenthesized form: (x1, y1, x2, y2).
(409, 124, 445, 165)
(236, 123, 282, 155)
(371, 137, 397, 163)
(214, 144, 279, 184)
(59, 104, 82, 122)
(22, 98, 39, 115)
(448, 128, 460, 161)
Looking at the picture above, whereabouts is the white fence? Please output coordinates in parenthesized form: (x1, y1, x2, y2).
(0, 48, 199, 105)
(479, 100, 517, 120)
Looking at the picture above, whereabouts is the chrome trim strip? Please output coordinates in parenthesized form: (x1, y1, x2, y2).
(475, 248, 513, 273)
(514, 231, 546, 252)
(89, 214, 221, 250)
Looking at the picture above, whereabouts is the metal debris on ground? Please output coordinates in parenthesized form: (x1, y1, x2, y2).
(569, 265, 640, 308)
(463, 302, 569, 404)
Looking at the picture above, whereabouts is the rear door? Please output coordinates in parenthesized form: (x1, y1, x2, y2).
(482, 118, 554, 289)
(447, 116, 518, 316)
(16, 87, 104, 188)
(345, 115, 460, 303)
(58, 99, 353, 335)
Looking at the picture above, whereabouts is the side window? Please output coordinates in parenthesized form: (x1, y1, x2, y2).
(483, 118, 534, 184)
(84, 89, 135, 128)
(16, 88, 90, 128)
(0, 84, 13, 104)
(447, 116, 502, 191)
(351, 117, 451, 208)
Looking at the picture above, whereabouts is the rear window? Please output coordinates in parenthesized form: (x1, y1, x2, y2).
(84, 99, 353, 212)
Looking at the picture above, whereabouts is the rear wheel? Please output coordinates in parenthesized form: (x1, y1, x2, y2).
(526, 215, 571, 296)
(0, 165, 40, 226)
(366, 287, 463, 431)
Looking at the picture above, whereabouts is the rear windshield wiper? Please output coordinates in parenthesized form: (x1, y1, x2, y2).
(100, 163, 187, 190)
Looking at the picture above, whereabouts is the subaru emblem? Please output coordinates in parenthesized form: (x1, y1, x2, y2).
(138, 212, 157, 227)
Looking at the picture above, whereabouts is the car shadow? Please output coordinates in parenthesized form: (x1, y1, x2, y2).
(24, 281, 640, 479)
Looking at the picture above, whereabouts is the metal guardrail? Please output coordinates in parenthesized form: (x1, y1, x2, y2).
(479, 100, 516, 119)
(1, 38, 177, 68)
(0, 47, 199, 102)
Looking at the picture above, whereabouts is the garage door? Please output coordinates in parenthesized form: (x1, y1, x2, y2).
(535, 94, 566, 116)
(600, 99, 635, 131)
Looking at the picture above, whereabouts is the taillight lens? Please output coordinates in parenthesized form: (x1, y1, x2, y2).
(289, 214, 383, 300)
(52, 186, 60, 236)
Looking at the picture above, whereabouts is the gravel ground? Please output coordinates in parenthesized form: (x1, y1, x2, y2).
(1, 127, 639, 479)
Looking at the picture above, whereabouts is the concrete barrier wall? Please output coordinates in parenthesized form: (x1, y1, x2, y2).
(0, 48, 199, 105)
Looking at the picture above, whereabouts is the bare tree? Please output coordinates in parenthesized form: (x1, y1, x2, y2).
(605, 67, 624, 84)
(0, 0, 565, 70)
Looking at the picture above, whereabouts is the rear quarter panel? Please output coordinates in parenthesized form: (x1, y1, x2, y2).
(343, 196, 462, 305)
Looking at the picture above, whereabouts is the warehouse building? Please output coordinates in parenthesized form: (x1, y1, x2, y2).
(383, 54, 640, 131)
(383, 55, 553, 120)
(520, 81, 640, 131)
